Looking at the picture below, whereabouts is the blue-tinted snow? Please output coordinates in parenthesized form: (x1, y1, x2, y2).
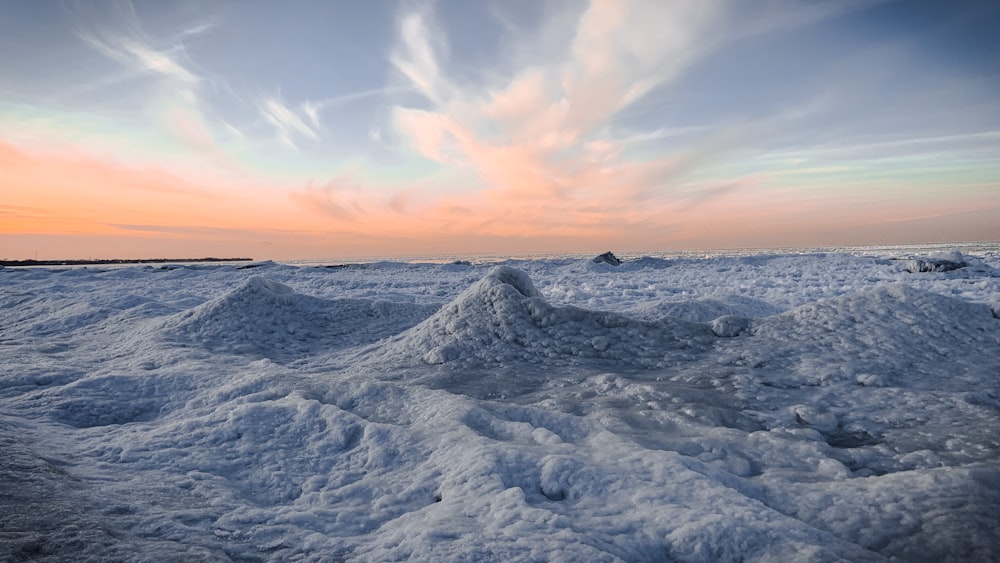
(1, 248, 998, 561)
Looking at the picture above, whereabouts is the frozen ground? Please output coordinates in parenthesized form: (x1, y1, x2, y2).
(1, 247, 999, 561)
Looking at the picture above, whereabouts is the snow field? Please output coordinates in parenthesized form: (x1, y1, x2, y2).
(1, 249, 998, 561)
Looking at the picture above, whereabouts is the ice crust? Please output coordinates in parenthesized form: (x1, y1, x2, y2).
(748, 284, 1000, 384)
(161, 275, 437, 360)
(383, 266, 714, 367)
(1, 250, 999, 561)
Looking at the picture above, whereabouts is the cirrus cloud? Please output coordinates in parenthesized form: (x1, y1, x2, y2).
(387, 0, 734, 235)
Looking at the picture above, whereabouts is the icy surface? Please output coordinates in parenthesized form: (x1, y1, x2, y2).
(1, 249, 999, 561)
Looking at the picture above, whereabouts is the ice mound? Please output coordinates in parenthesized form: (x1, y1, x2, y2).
(163, 275, 436, 359)
(592, 251, 622, 266)
(902, 250, 967, 273)
(635, 295, 782, 323)
(903, 258, 965, 273)
(709, 314, 752, 337)
(381, 266, 714, 367)
(898, 250, 1000, 276)
(748, 284, 1000, 384)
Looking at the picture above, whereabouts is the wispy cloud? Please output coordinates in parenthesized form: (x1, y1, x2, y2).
(380, 0, 937, 245)
(391, 8, 451, 104)
(728, 0, 891, 41)
(72, 0, 202, 85)
(259, 86, 415, 148)
(288, 177, 372, 222)
(68, 0, 242, 171)
(0, 204, 46, 219)
(774, 130, 1000, 162)
(387, 0, 732, 234)
(258, 95, 321, 148)
(302, 86, 415, 130)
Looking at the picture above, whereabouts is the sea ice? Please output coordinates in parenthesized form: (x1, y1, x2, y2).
(1, 248, 998, 561)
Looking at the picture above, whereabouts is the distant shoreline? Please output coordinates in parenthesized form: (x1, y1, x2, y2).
(0, 257, 253, 267)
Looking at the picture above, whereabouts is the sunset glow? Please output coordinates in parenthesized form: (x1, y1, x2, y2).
(2, 0, 998, 260)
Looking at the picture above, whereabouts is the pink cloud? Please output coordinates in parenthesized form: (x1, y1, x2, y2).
(392, 108, 457, 163)
(4, 131, 996, 260)
(288, 177, 368, 222)
(386, 0, 735, 239)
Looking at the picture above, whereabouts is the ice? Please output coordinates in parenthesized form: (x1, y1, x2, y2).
(380, 266, 713, 368)
(901, 250, 970, 273)
(161, 275, 437, 360)
(1, 248, 999, 561)
(746, 284, 1000, 385)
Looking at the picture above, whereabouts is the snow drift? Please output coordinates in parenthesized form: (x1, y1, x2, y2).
(162, 275, 436, 360)
(747, 284, 1000, 386)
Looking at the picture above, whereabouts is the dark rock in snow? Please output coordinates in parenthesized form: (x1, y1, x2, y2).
(593, 252, 622, 266)
(903, 259, 966, 273)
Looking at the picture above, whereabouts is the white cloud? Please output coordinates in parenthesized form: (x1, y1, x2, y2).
(387, 0, 728, 189)
(390, 9, 451, 104)
(729, 0, 891, 40)
(70, 0, 240, 170)
(258, 95, 321, 149)
(73, 0, 202, 85)
(297, 86, 413, 132)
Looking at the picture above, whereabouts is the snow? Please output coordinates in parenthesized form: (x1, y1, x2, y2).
(2, 247, 999, 561)
(380, 265, 713, 368)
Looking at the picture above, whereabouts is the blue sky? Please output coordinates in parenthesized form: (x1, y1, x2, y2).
(1, 0, 998, 259)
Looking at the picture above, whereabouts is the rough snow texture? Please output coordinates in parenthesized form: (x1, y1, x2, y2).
(382, 266, 713, 367)
(161, 275, 436, 361)
(1, 248, 999, 562)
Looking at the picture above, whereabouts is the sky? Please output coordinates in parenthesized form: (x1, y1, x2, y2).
(1, 0, 999, 261)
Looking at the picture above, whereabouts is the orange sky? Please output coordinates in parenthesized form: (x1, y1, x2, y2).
(3, 138, 997, 261)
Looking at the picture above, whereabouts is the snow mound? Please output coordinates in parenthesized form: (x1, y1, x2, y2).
(380, 266, 714, 367)
(635, 295, 782, 322)
(710, 315, 752, 337)
(748, 284, 1000, 385)
(163, 275, 436, 359)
